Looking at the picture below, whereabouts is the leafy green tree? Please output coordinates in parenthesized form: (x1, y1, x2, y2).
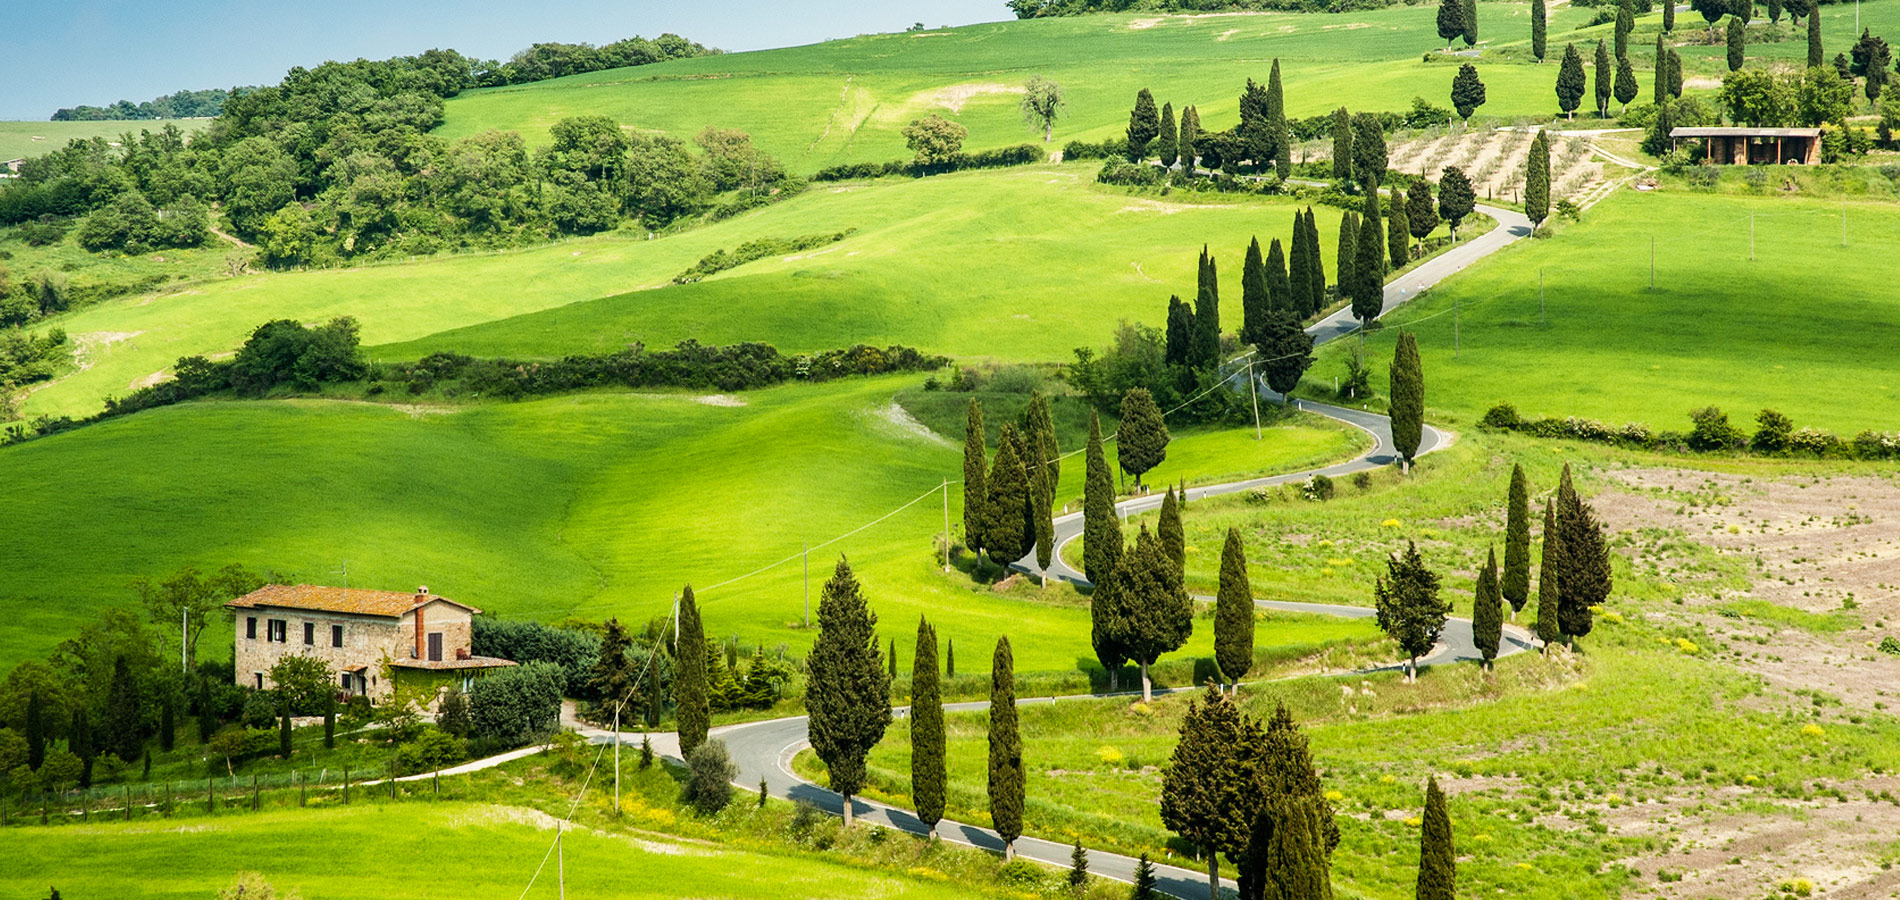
(1214, 529, 1256, 688)
(1693, 0, 1730, 41)
(1557, 43, 1588, 118)
(1259, 309, 1315, 396)
(1555, 464, 1611, 645)
(436, 687, 470, 738)
(1437, 0, 1468, 51)
(1083, 413, 1121, 586)
(1472, 547, 1505, 670)
(103, 655, 144, 762)
(1407, 182, 1439, 253)
(1350, 114, 1388, 188)
(1387, 193, 1410, 271)
(1727, 17, 1747, 72)
(1116, 388, 1170, 488)
(984, 424, 1033, 565)
(1615, 0, 1636, 61)
(1193, 247, 1222, 369)
(1268, 59, 1292, 178)
(1389, 332, 1425, 469)
(1266, 238, 1291, 317)
(911, 618, 946, 830)
(1615, 54, 1640, 112)
(1159, 486, 1185, 574)
(1535, 498, 1563, 650)
(133, 564, 261, 669)
(1156, 103, 1179, 168)
(1437, 166, 1476, 239)
(1330, 108, 1354, 181)
(1595, 40, 1615, 115)
(676, 586, 710, 756)
(988, 636, 1024, 860)
(1504, 464, 1533, 616)
(1113, 526, 1194, 701)
(1463, 0, 1479, 45)
(1020, 75, 1066, 142)
(1162, 684, 1251, 897)
(1128, 89, 1161, 160)
(1242, 237, 1270, 346)
(1416, 777, 1456, 900)
(682, 738, 738, 814)
(1721, 69, 1798, 125)
(1525, 130, 1551, 232)
(1352, 191, 1386, 323)
(904, 114, 968, 166)
(1799, 65, 1857, 127)
(805, 557, 892, 827)
(1374, 542, 1448, 681)
(1533, 0, 1549, 59)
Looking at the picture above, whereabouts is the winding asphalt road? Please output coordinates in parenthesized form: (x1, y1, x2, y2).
(616, 203, 1536, 898)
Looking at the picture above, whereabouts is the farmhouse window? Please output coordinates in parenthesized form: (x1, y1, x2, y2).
(332, 624, 344, 647)
(246, 617, 256, 639)
(267, 619, 287, 643)
(254, 673, 263, 689)
(303, 622, 314, 645)
(428, 632, 443, 662)
(340, 673, 351, 690)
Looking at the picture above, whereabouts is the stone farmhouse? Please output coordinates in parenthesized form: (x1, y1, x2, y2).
(227, 584, 515, 704)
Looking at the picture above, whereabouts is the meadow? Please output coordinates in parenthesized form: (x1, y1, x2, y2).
(0, 119, 208, 162)
(0, 373, 1368, 669)
(1296, 187, 1900, 436)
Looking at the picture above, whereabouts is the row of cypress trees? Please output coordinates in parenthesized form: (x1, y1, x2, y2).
(1126, 60, 1292, 177)
(959, 393, 1062, 573)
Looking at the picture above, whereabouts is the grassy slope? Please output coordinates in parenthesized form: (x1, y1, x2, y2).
(0, 374, 1366, 669)
(0, 119, 209, 162)
(1298, 188, 1900, 435)
(0, 801, 994, 900)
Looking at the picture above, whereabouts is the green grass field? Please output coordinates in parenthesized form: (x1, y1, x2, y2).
(0, 373, 1366, 669)
(0, 119, 209, 162)
(1296, 188, 1900, 435)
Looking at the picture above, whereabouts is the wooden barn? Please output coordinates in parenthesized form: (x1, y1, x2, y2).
(1669, 127, 1822, 165)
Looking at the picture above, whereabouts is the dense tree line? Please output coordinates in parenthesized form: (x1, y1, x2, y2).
(53, 88, 234, 122)
(1012, 0, 1421, 15)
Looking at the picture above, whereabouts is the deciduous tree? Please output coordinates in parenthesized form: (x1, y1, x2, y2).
(988, 636, 1024, 860)
(1020, 75, 1065, 143)
(1215, 529, 1256, 688)
(903, 114, 968, 166)
(1373, 541, 1448, 680)
(805, 558, 892, 827)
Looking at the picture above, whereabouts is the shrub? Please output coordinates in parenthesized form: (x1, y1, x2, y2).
(467, 661, 566, 746)
(1061, 137, 1127, 161)
(1879, 636, 1900, 655)
(673, 231, 851, 284)
(471, 618, 601, 696)
(1787, 427, 1844, 458)
(240, 690, 280, 729)
(1302, 473, 1336, 501)
(681, 738, 738, 814)
(1479, 402, 1521, 429)
(1751, 409, 1794, 453)
(394, 726, 466, 775)
(1687, 407, 1745, 451)
(436, 686, 471, 738)
(1852, 430, 1900, 460)
(1352, 471, 1374, 491)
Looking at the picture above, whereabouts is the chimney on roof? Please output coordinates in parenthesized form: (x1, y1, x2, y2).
(414, 603, 425, 660)
(416, 586, 429, 597)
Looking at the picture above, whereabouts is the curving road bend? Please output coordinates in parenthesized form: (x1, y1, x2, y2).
(658, 205, 1535, 898)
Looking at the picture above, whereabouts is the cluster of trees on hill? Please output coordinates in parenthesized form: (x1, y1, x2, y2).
(53, 88, 234, 122)
(1009, 0, 1410, 16)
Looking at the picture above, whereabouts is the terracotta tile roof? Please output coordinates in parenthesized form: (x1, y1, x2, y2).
(388, 656, 518, 671)
(225, 584, 480, 618)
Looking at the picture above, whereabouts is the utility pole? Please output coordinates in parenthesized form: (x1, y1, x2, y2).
(558, 825, 566, 900)
(612, 705, 620, 815)
(940, 480, 951, 572)
(1247, 360, 1262, 440)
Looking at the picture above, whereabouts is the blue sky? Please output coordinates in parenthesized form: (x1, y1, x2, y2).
(0, 0, 1007, 120)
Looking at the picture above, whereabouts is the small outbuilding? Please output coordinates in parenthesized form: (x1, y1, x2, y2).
(1669, 127, 1822, 166)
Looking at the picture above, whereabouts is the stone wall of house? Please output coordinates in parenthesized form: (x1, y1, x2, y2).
(234, 609, 403, 701)
(399, 600, 475, 663)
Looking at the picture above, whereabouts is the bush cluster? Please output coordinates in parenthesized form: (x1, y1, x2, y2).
(471, 618, 602, 696)
(384, 341, 947, 399)
(811, 144, 1042, 182)
(673, 231, 851, 284)
(1479, 402, 1900, 460)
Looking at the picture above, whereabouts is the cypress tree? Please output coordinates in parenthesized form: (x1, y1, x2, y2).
(1503, 464, 1533, 617)
(1463, 0, 1479, 46)
(1557, 43, 1587, 118)
(1350, 113, 1388, 189)
(1022, 390, 1060, 502)
(1335, 211, 1358, 314)
(676, 585, 710, 756)
(72, 708, 93, 787)
(1165, 295, 1195, 367)
(278, 691, 292, 758)
(1615, 0, 1635, 61)
(1330, 108, 1354, 181)
(1127, 89, 1160, 160)
(1472, 546, 1505, 670)
(1159, 486, 1185, 575)
(1304, 207, 1327, 315)
(322, 691, 336, 750)
(1352, 191, 1386, 323)
(1615, 54, 1638, 115)
(1240, 78, 1272, 165)
(1033, 460, 1055, 578)
(889, 637, 898, 679)
(1286, 216, 1311, 316)
(1533, 0, 1549, 60)
(1156, 102, 1179, 168)
(1373, 541, 1448, 681)
(1669, 48, 1685, 98)
(1161, 684, 1249, 899)
(1266, 239, 1290, 318)
(1451, 63, 1488, 123)
(1268, 59, 1292, 178)
(1525, 130, 1551, 232)
(1437, 0, 1467, 51)
(1387, 193, 1410, 271)
(1389, 332, 1424, 470)
(1438, 166, 1476, 239)
(1193, 247, 1221, 370)
(988, 636, 1024, 860)
(1416, 778, 1456, 900)
(1726, 16, 1746, 71)
(1238, 704, 1339, 900)
(947, 639, 956, 678)
(1113, 525, 1194, 702)
(1242, 237, 1270, 346)
(1180, 106, 1201, 174)
(1407, 182, 1438, 254)
(805, 557, 892, 828)
(160, 691, 175, 753)
(1534, 498, 1563, 650)
(1655, 35, 1670, 104)
(911, 617, 946, 831)
(1259, 308, 1315, 396)
(1556, 464, 1610, 646)
(1132, 854, 1159, 900)
(1116, 388, 1171, 489)
(1092, 546, 1129, 692)
(1083, 412, 1121, 586)
(1069, 839, 1090, 888)
(1808, 10, 1824, 69)
(984, 424, 1032, 564)
(962, 399, 987, 554)
(25, 691, 44, 770)
(1214, 528, 1255, 689)
(104, 655, 143, 762)
(1594, 39, 1614, 116)
(1664, 0, 1676, 30)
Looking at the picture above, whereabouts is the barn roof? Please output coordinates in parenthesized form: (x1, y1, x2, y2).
(226, 584, 479, 618)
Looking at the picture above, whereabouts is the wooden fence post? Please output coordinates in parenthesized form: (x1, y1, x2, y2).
(252, 774, 259, 811)
(125, 784, 132, 821)
(299, 770, 306, 807)
(343, 768, 350, 804)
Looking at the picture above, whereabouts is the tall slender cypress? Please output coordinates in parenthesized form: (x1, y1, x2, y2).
(1193, 247, 1222, 370)
(1022, 390, 1060, 502)
(1156, 102, 1179, 168)
(1330, 108, 1354, 181)
(1351, 190, 1385, 324)
(1555, 464, 1610, 645)
(988, 636, 1024, 860)
(1336, 211, 1358, 315)
(1463, 0, 1479, 45)
(1083, 413, 1120, 585)
(1668, 48, 1685, 98)
(1503, 464, 1532, 616)
(1655, 34, 1670, 104)
(1242, 237, 1270, 346)
(1267, 59, 1292, 178)
(1159, 486, 1185, 574)
(1438, 0, 1468, 51)
(676, 585, 710, 756)
(1304, 207, 1326, 315)
(1032, 454, 1055, 578)
(1286, 216, 1311, 317)
(1472, 546, 1505, 670)
(806, 558, 892, 828)
(889, 637, 899, 679)
(1214, 528, 1255, 689)
(1387, 193, 1410, 271)
(1525, 130, 1551, 232)
(984, 424, 1032, 565)
(1594, 39, 1614, 116)
(1615, 0, 1635, 61)
(1726, 16, 1746, 72)
(1388, 332, 1424, 469)
(104, 655, 143, 762)
(1407, 183, 1438, 255)
(1127, 89, 1160, 160)
(1416, 777, 1456, 900)
(1533, 0, 1549, 60)
(1534, 498, 1563, 650)
(1808, 10, 1824, 69)
(1113, 525, 1194, 702)
(1180, 106, 1201, 174)
(962, 399, 987, 554)
(1557, 43, 1587, 119)
(1266, 238, 1290, 318)
(911, 617, 945, 831)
